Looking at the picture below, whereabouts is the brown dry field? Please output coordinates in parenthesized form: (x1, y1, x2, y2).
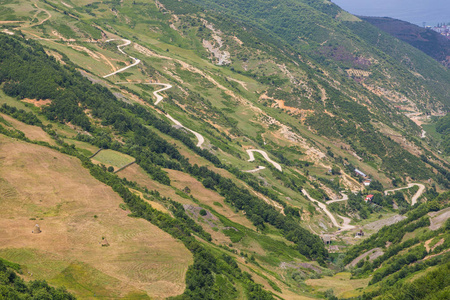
(306, 272, 370, 298)
(0, 135, 192, 299)
(166, 168, 256, 229)
(120, 165, 248, 244)
(118, 163, 255, 229)
(1, 113, 57, 146)
(118, 163, 196, 205)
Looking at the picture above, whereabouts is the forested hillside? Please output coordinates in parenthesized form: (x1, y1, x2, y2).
(0, 0, 449, 299)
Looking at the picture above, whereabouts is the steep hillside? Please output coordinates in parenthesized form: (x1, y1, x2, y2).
(0, 134, 192, 299)
(361, 17, 450, 68)
(0, 0, 449, 298)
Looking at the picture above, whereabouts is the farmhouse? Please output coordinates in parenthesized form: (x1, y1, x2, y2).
(364, 194, 374, 202)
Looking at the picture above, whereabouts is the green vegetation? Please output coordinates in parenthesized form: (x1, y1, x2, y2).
(375, 260, 450, 300)
(1, 0, 450, 298)
(0, 259, 75, 299)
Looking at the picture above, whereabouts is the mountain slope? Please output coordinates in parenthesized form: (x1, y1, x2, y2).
(361, 16, 450, 68)
(0, 0, 449, 298)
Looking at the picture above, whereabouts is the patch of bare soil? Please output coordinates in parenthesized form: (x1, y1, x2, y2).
(429, 207, 450, 230)
(347, 248, 384, 268)
(201, 20, 231, 65)
(363, 215, 406, 232)
(61, 1, 73, 9)
(68, 44, 99, 58)
(1, 29, 15, 35)
(346, 69, 371, 77)
(227, 77, 248, 90)
(260, 92, 313, 119)
(21, 98, 52, 108)
(0, 21, 24, 24)
(44, 50, 65, 64)
(424, 238, 444, 252)
(51, 30, 75, 42)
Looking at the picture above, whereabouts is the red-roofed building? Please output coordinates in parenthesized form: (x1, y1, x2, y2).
(364, 194, 374, 202)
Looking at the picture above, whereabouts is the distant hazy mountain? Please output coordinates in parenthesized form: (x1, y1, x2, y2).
(361, 16, 450, 68)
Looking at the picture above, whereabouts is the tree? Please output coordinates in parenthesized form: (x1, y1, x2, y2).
(331, 166, 340, 175)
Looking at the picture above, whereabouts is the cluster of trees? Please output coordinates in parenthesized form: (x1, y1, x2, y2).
(344, 201, 445, 266)
(0, 36, 92, 130)
(421, 154, 450, 188)
(308, 110, 433, 181)
(376, 259, 450, 300)
(369, 244, 428, 284)
(345, 205, 449, 298)
(0, 104, 42, 126)
(0, 259, 75, 299)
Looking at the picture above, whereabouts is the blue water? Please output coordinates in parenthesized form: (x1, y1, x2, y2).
(332, 0, 450, 26)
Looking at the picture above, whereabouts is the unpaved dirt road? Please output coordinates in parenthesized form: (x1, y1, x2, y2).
(302, 189, 355, 232)
(103, 39, 141, 78)
(247, 149, 282, 172)
(326, 193, 348, 204)
(385, 183, 425, 205)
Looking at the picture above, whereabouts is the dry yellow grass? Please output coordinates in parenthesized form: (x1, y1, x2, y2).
(118, 163, 196, 205)
(0, 135, 192, 299)
(0, 113, 57, 146)
(165, 169, 256, 229)
(118, 164, 255, 238)
(306, 272, 370, 298)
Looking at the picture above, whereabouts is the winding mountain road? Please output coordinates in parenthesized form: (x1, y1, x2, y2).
(145, 83, 172, 105)
(165, 113, 205, 148)
(102, 40, 204, 147)
(384, 183, 425, 206)
(101, 38, 286, 162)
(147, 83, 205, 148)
(103, 39, 141, 78)
(247, 149, 282, 172)
(302, 189, 355, 232)
(244, 166, 266, 173)
(326, 193, 348, 204)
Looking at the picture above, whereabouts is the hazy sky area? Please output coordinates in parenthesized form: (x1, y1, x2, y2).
(332, 0, 450, 26)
